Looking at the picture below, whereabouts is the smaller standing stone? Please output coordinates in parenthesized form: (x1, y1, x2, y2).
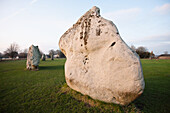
(26, 45, 41, 70)
(51, 53, 54, 60)
(41, 54, 46, 61)
(49, 50, 54, 60)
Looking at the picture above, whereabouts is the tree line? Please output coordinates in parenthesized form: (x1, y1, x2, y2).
(0, 43, 65, 59)
(130, 45, 154, 58)
(1, 43, 168, 59)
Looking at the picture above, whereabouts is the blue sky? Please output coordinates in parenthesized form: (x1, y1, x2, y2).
(0, 0, 170, 55)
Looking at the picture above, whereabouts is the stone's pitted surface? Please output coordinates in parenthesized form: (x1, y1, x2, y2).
(59, 6, 145, 105)
(42, 54, 46, 61)
(26, 45, 41, 70)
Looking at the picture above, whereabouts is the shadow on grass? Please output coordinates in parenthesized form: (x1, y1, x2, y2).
(133, 76, 170, 113)
(39, 65, 64, 70)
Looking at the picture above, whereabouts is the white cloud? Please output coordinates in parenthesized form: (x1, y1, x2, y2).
(131, 33, 170, 44)
(153, 3, 170, 14)
(0, 8, 26, 24)
(103, 8, 141, 21)
(145, 33, 168, 39)
(109, 8, 141, 16)
(161, 41, 170, 44)
(30, 0, 38, 5)
(0, 0, 39, 24)
(130, 33, 170, 55)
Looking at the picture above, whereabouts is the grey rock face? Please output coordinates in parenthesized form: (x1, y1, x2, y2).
(59, 6, 145, 105)
(26, 45, 41, 70)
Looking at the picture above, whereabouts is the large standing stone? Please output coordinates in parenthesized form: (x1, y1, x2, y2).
(59, 6, 145, 105)
(26, 45, 41, 70)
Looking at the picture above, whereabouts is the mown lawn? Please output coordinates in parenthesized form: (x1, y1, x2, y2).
(0, 59, 170, 113)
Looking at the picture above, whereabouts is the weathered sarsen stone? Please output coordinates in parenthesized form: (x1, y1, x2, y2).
(59, 6, 145, 105)
(26, 45, 41, 70)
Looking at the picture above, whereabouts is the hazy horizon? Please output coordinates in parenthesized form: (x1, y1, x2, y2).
(0, 0, 170, 55)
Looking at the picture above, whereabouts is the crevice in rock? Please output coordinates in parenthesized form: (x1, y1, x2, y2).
(79, 14, 91, 48)
(96, 28, 101, 36)
(85, 69, 88, 73)
(84, 19, 91, 45)
(83, 57, 89, 65)
(134, 62, 138, 64)
(83, 60, 86, 65)
(85, 58, 89, 60)
(69, 78, 74, 83)
(80, 32, 83, 39)
(110, 42, 116, 47)
(112, 96, 116, 101)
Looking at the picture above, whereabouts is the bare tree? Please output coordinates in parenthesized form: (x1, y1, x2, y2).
(136, 46, 150, 58)
(136, 46, 147, 53)
(23, 49, 28, 53)
(4, 43, 19, 58)
(19, 48, 28, 58)
(56, 49, 66, 58)
(130, 45, 136, 52)
(164, 51, 168, 54)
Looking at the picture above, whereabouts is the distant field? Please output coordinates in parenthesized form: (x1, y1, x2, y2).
(0, 59, 170, 113)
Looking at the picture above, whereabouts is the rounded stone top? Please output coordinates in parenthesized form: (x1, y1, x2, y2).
(90, 6, 100, 17)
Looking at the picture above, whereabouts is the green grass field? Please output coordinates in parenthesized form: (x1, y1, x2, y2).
(0, 59, 170, 113)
